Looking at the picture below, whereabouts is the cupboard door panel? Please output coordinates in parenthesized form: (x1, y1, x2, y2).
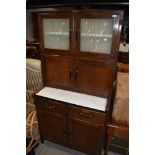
(36, 109, 67, 144)
(77, 59, 115, 97)
(68, 119, 104, 155)
(76, 11, 120, 59)
(80, 18, 114, 54)
(42, 54, 75, 89)
(38, 12, 74, 55)
(43, 18, 69, 50)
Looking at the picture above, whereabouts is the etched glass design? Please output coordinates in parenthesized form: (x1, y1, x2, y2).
(80, 19, 114, 54)
(43, 19, 69, 50)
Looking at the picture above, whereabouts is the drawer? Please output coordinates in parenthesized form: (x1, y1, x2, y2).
(69, 106, 105, 125)
(35, 96, 66, 115)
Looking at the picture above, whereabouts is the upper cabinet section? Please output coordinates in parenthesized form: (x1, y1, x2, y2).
(37, 10, 122, 59)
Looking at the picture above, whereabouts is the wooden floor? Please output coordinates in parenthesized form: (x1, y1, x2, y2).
(34, 140, 121, 155)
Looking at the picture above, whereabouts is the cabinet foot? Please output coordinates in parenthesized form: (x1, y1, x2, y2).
(40, 135, 44, 143)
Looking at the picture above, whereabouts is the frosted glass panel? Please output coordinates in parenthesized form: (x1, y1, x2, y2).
(43, 19, 69, 50)
(80, 19, 114, 54)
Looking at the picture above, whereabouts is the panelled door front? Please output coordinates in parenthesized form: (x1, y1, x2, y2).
(41, 54, 75, 90)
(76, 58, 116, 97)
(68, 118, 104, 155)
(36, 109, 67, 145)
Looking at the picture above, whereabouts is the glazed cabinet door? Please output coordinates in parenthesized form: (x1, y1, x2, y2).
(42, 54, 75, 90)
(76, 11, 120, 59)
(76, 59, 116, 97)
(38, 12, 74, 56)
(36, 109, 67, 144)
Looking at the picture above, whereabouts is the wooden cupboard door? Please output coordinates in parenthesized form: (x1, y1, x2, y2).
(75, 11, 121, 59)
(42, 54, 75, 89)
(38, 11, 74, 56)
(76, 59, 116, 97)
(36, 109, 67, 144)
(68, 119, 105, 155)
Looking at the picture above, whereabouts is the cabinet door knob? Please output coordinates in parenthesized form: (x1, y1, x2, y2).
(74, 69, 79, 80)
(76, 29, 80, 42)
(67, 130, 72, 138)
(62, 130, 67, 137)
(69, 69, 74, 80)
(48, 105, 56, 110)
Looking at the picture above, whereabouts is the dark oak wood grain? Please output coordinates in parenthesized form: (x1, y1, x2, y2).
(76, 58, 116, 97)
(41, 54, 75, 90)
(36, 109, 67, 145)
(69, 105, 105, 125)
(68, 118, 105, 155)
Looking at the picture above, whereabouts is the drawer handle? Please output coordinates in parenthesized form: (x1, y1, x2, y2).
(67, 130, 72, 138)
(74, 69, 79, 80)
(48, 105, 56, 110)
(69, 69, 74, 81)
(62, 130, 67, 137)
(79, 112, 92, 119)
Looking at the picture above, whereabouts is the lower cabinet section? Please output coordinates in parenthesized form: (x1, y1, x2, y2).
(35, 95, 106, 155)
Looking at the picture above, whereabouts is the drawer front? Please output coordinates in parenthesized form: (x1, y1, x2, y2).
(69, 106, 105, 125)
(35, 96, 66, 115)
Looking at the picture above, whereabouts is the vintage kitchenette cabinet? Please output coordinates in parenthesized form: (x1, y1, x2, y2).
(34, 10, 123, 155)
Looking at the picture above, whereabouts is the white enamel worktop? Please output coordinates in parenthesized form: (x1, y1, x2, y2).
(36, 87, 107, 111)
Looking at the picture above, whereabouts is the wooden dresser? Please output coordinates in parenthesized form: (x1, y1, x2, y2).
(34, 10, 123, 155)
